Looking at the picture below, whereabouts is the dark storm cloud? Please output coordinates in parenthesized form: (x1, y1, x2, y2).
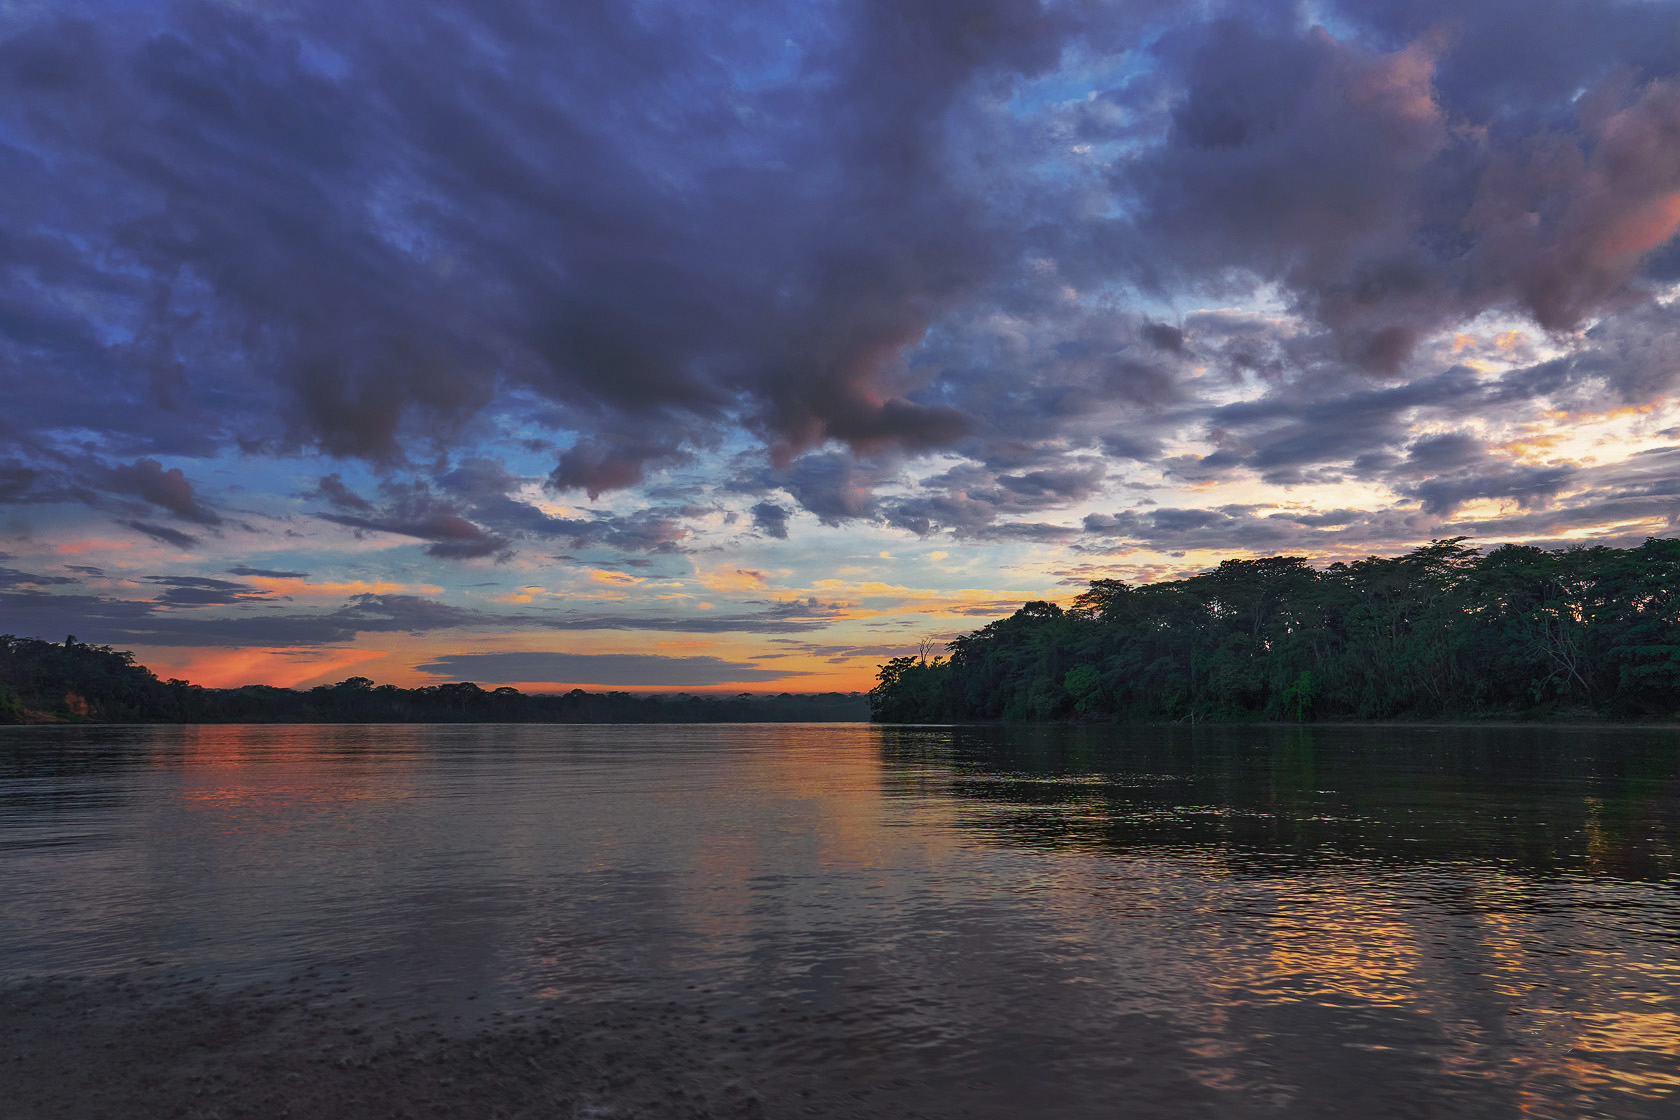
(0, 0, 1087, 495)
(1115, 0, 1680, 373)
(101, 459, 220, 525)
(227, 565, 309, 578)
(750, 502, 790, 540)
(414, 651, 807, 686)
(3, 0, 1680, 547)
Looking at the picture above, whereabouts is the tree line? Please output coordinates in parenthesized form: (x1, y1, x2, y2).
(0, 635, 867, 724)
(869, 538, 1680, 723)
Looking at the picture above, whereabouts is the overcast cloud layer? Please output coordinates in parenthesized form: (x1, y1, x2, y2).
(5, 0, 1680, 689)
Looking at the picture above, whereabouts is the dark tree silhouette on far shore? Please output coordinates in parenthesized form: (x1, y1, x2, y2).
(870, 538, 1680, 723)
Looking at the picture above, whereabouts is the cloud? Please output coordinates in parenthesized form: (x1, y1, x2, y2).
(777, 452, 886, 525)
(317, 462, 697, 558)
(314, 477, 510, 559)
(0, 587, 487, 649)
(1407, 463, 1579, 517)
(522, 597, 852, 634)
(884, 454, 1106, 536)
(5, 0, 1680, 647)
(321, 508, 508, 559)
(101, 458, 220, 525)
(0, 0, 1090, 494)
(120, 520, 200, 549)
(1113, 5, 1680, 374)
(0, 566, 78, 588)
(0, 581, 853, 651)
(750, 502, 790, 539)
(0, 463, 37, 502)
(308, 474, 373, 513)
(145, 575, 273, 607)
(414, 650, 809, 686)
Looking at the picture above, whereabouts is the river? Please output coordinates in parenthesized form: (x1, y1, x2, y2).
(2, 722, 1677, 1118)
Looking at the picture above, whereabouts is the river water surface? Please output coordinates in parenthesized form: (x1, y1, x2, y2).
(2, 722, 1678, 1118)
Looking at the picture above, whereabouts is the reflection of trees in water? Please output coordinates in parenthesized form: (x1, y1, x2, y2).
(879, 724, 1680, 1108)
(0, 726, 168, 830)
(0, 725, 433, 837)
(876, 725, 1680, 882)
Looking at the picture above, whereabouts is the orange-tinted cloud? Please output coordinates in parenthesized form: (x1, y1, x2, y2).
(55, 539, 131, 556)
(142, 646, 388, 689)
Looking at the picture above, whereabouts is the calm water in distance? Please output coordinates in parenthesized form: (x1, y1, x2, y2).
(2, 722, 1678, 1117)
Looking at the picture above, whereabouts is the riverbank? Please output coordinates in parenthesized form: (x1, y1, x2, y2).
(2, 974, 794, 1120)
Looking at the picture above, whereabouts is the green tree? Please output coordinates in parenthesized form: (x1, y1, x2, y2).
(1280, 670, 1316, 722)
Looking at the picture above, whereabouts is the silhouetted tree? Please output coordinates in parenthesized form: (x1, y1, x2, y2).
(871, 538, 1680, 722)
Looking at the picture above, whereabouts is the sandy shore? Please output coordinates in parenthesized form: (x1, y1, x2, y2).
(0, 975, 838, 1120)
(0, 969, 1247, 1120)
(3, 969, 1637, 1119)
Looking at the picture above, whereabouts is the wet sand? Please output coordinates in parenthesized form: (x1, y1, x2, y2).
(1, 976, 796, 1120)
(0, 972, 1240, 1120)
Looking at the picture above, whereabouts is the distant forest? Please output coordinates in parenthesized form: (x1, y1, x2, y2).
(869, 538, 1680, 723)
(0, 635, 868, 724)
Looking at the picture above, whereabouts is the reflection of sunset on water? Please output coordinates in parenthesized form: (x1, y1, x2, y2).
(157, 725, 426, 817)
(891, 723, 1680, 1113)
(4, 722, 1678, 1117)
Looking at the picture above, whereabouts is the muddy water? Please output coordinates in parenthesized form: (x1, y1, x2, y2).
(2, 722, 1677, 1118)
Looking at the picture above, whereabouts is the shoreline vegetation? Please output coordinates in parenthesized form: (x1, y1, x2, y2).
(10, 536, 1680, 729)
(869, 538, 1680, 724)
(0, 635, 867, 725)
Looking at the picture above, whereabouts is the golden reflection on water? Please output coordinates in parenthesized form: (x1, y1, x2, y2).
(1008, 855, 1680, 1111)
(912, 724, 1680, 1113)
(5, 722, 1677, 1117)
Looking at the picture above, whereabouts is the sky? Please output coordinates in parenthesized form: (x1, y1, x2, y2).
(5, 0, 1680, 692)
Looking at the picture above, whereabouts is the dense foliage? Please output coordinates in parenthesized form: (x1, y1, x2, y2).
(0, 635, 867, 724)
(869, 538, 1680, 723)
